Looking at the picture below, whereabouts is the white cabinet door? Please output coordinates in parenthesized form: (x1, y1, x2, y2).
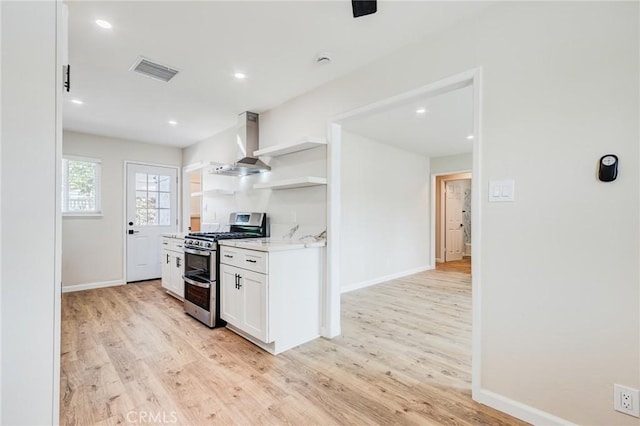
(239, 269, 268, 342)
(171, 252, 184, 298)
(220, 264, 241, 326)
(161, 249, 172, 291)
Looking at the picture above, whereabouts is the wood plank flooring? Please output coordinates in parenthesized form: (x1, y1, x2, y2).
(61, 259, 526, 425)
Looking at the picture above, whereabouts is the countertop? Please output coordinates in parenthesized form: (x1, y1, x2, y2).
(162, 232, 187, 239)
(219, 238, 326, 252)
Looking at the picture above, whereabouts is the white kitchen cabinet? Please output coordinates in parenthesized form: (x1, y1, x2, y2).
(161, 236, 184, 300)
(220, 264, 268, 342)
(219, 244, 322, 355)
(220, 265, 241, 325)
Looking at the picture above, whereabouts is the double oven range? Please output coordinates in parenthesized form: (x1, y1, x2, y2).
(182, 212, 268, 328)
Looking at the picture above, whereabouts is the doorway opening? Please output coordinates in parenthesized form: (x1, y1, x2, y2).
(327, 68, 482, 399)
(124, 162, 179, 283)
(435, 173, 472, 265)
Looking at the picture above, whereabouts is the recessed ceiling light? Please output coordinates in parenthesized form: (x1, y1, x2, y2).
(168, 120, 178, 126)
(95, 19, 112, 29)
(70, 99, 84, 105)
(234, 72, 246, 79)
(416, 108, 427, 114)
(467, 134, 474, 140)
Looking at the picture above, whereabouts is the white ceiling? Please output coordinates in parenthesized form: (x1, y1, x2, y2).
(340, 84, 474, 158)
(63, 1, 490, 147)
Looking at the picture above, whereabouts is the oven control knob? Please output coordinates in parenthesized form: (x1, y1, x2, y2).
(205, 242, 212, 248)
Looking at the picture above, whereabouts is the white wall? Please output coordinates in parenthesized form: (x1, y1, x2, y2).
(1, 1, 58, 423)
(7, 2, 634, 424)
(231, 3, 638, 424)
(62, 131, 182, 288)
(431, 152, 472, 174)
(340, 131, 430, 291)
(183, 124, 327, 239)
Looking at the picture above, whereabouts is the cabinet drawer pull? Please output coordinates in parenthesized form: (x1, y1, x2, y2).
(246, 259, 257, 263)
(224, 254, 233, 258)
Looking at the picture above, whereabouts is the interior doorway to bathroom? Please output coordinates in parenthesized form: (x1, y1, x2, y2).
(435, 173, 472, 265)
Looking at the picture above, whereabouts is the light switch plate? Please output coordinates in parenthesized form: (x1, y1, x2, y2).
(489, 180, 515, 202)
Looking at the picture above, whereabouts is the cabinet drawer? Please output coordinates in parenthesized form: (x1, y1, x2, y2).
(242, 251, 267, 274)
(220, 247, 243, 268)
(162, 237, 184, 253)
(220, 246, 267, 274)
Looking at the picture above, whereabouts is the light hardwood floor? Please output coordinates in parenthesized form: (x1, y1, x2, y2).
(61, 259, 526, 425)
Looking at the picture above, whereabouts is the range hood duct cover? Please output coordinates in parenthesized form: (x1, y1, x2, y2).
(213, 112, 271, 176)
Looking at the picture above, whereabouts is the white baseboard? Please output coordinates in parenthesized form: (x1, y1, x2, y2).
(435, 257, 444, 263)
(474, 388, 576, 426)
(341, 265, 434, 294)
(62, 279, 124, 293)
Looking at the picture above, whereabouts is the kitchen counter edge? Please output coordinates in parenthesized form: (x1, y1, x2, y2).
(219, 238, 326, 252)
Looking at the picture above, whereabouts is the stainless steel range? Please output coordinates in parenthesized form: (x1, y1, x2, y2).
(183, 212, 268, 328)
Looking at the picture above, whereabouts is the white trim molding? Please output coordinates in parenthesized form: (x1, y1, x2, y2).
(475, 389, 577, 426)
(341, 265, 434, 294)
(61, 279, 124, 293)
(470, 67, 483, 404)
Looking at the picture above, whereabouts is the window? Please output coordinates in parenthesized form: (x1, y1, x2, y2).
(135, 173, 172, 226)
(62, 156, 102, 215)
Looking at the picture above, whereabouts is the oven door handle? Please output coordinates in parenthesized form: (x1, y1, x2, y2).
(183, 276, 211, 289)
(184, 248, 211, 257)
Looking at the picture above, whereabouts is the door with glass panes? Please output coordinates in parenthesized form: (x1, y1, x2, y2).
(126, 163, 178, 282)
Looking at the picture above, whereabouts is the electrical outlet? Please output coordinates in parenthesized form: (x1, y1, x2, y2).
(614, 384, 640, 417)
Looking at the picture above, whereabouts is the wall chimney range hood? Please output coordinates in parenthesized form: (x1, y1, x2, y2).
(212, 112, 271, 176)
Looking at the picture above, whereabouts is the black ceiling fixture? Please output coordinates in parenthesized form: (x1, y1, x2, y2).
(352, 0, 377, 18)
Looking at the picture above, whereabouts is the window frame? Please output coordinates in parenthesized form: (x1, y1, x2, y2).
(133, 172, 173, 227)
(62, 155, 103, 217)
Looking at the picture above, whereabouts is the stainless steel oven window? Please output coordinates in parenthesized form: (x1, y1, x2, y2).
(184, 248, 212, 281)
(184, 276, 211, 311)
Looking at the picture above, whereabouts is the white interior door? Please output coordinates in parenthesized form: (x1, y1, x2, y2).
(445, 180, 464, 262)
(126, 163, 178, 282)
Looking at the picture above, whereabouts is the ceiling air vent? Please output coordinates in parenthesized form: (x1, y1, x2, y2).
(130, 57, 179, 82)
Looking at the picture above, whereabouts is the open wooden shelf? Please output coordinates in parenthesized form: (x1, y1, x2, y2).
(184, 161, 223, 173)
(203, 189, 236, 196)
(253, 177, 327, 190)
(253, 137, 327, 158)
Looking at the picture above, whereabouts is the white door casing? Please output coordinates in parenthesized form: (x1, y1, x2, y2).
(126, 163, 178, 282)
(445, 180, 465, 262)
